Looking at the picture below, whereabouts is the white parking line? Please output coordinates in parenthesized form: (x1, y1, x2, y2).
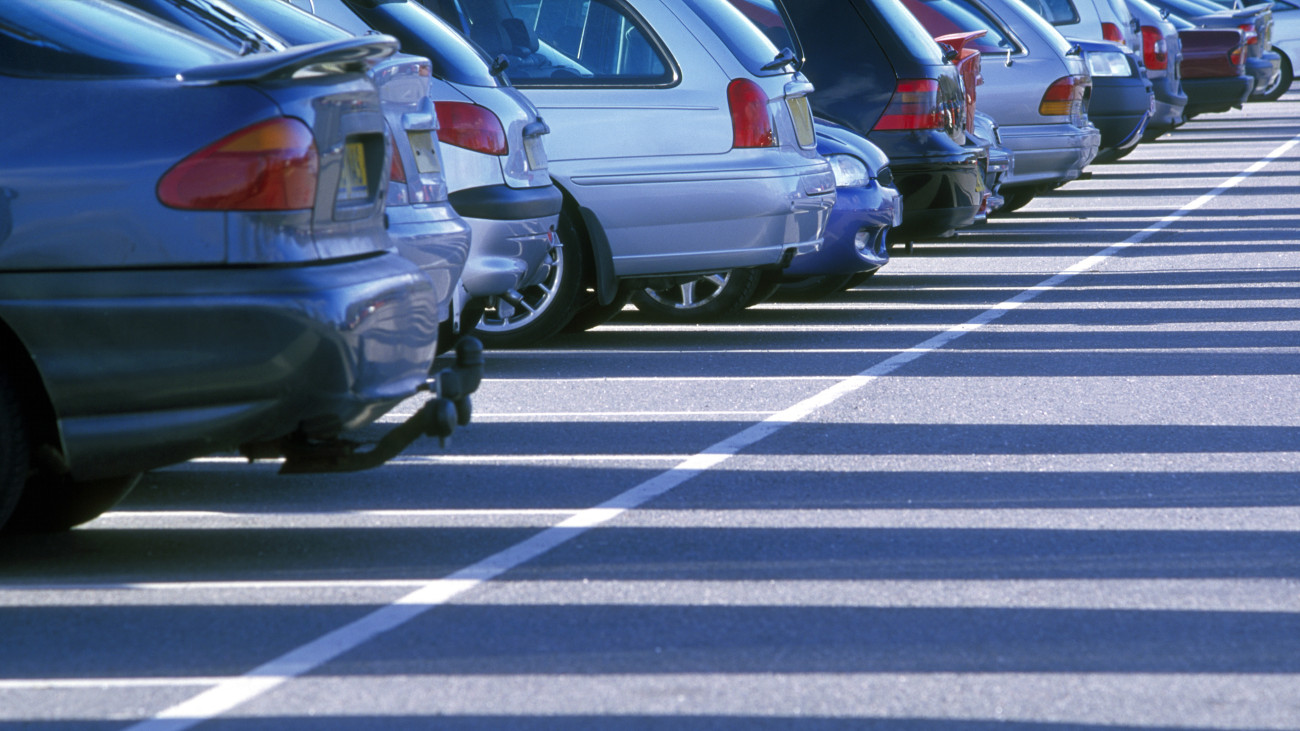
(127, 133, 1300, 731)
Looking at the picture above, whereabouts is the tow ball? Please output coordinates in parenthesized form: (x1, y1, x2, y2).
(272, 337, 485, 474)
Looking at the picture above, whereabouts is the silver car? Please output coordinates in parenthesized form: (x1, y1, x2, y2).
(280, 0, 567, 348)
(424, 0, 837, 328)
(904, 0, 1102, 212)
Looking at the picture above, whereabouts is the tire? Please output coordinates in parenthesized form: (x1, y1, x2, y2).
(630, 268, 763, 322)
(7, 451, 140, 532)
(993, 188, 1035, 215)
(563, 287, 633, 333)
(0, 370, 29, 531)
(473, 211, 585, 349)
(1254, 52, 1292, 102)
(746, 274, 783, 307)
(773, 273, 856, 302)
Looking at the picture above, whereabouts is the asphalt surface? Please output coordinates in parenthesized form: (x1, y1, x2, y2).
(2, 93, 1299, 730)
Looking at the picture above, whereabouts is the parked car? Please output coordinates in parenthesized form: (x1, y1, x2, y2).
(1144, 0, 1281, 98)
(1177, 21, 1255, 115)
(739, 0, 986, 244)
(934, 29, 1009, 218)
(117, 0, 475, 339)
(270, 0, 565, 348)
(901, 0, 1101, 212)
(1244, 0, 1296, 97)
(758, 119, 901, 300)
(0, 0, 479, 531)
(1197, 0, 1290, 97)
(1024, 0, 1143, 53)
(1072, 37, 1154, 160)
(422, 0, 836, 326)
(1126, 0, 1190, 137)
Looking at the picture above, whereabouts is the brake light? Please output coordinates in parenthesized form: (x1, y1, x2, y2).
(1039, 75, 1088, 117)
(435, 101, 508, 155)
(389, 135, 406, 185)
(1141, 26, 1168, 70)
(874, 79, 942, 131)
(1231, 45, 1245, 67)
(158, 117, 318, 211)
(1102, 22, 1124, 43)
(727, 78, 776, 148)
(1239, 23, 1258, 45)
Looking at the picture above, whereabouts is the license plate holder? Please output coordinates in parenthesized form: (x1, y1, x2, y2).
(337, 141, 369, 204)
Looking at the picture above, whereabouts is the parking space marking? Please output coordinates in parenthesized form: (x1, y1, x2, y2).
(127, 133, 1300, 731)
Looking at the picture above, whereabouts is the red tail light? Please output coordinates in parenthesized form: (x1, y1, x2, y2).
(1039, 75, 1088, 117)
(874, 79, 942, 131)
(1102, 22, 1124, 43)
(389, 135, 407, 185)
(727, 78, 776, 148)
(1238, 23, 1259, 44)
(158, 117, 318, 211)
(1141, 26, 1168, 70)
(435, 101, 508, 155)
(1231, 45, 1246, 67)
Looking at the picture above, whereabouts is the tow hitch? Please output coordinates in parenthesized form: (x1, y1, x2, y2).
(270, 337, 484, 474)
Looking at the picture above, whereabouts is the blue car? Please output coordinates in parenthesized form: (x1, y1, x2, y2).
(765, 120, 902, 300)
(0, 0, 479, 532)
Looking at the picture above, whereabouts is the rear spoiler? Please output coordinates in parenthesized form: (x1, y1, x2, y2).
(178, 36, 399, 85)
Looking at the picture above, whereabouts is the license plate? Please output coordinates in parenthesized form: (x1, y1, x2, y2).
(337, 141, 369, 203)
(523, 134, 547, 171)
(407, 130, 440, 175)
(786, 95, 815, 148)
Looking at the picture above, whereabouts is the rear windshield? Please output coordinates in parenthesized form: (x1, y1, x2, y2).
(0, 0, 232, 77)
(870, 0, 951, 65)
(686, 0, 797, 76)
(113, 0, 289, 52)
(1024, 0, 1081, 25)
(350, 0, 502, 87)
(902, 0, 1020, 53)
(220, 0, 355, 45)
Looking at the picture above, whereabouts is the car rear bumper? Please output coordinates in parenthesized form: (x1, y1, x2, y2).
(448, 182, 563, 296)
(1183, 75, 1254, 116)
(1090, 77, 1154, 154)
(1246, 53, 1283, 96)
(999, 122, 1100, 188)
(565, 158, 836, 278)
(386, 201, 472, 322)
(1, 253, 440, 480)
(784, 182, 900, 277)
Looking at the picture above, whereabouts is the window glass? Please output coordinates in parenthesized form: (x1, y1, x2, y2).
(687, 0, 793, 75)
(901, 0, 1019, 53)
(0, 0, 231, 77)
(451, 0, 672, 85)
(1023, 0, 1081, 25)
(221, 0, 354, 46)
(349, 0, 502, 87)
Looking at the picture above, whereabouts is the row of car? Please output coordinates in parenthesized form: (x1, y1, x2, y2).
(0, 0, 1288, 534)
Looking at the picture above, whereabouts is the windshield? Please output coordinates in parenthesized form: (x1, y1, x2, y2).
(902, 0, 1021, 53)
(351, 0, 502, 87)
(0, 0, 232, 77)
(224, 0, 354, 45)
(697, 0, 802, 75)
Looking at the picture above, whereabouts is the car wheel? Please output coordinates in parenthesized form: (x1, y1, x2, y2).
(630, 268, 763, 322)
(0, 370, 29, 530)
(1254, 52, 1292, 102)
(563, 286, 634, 333)
(993, 188, 1035, 214)
(7, 453, 141, 532)
(774, 273, 857, 302)
(474, 212, 584, 348)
